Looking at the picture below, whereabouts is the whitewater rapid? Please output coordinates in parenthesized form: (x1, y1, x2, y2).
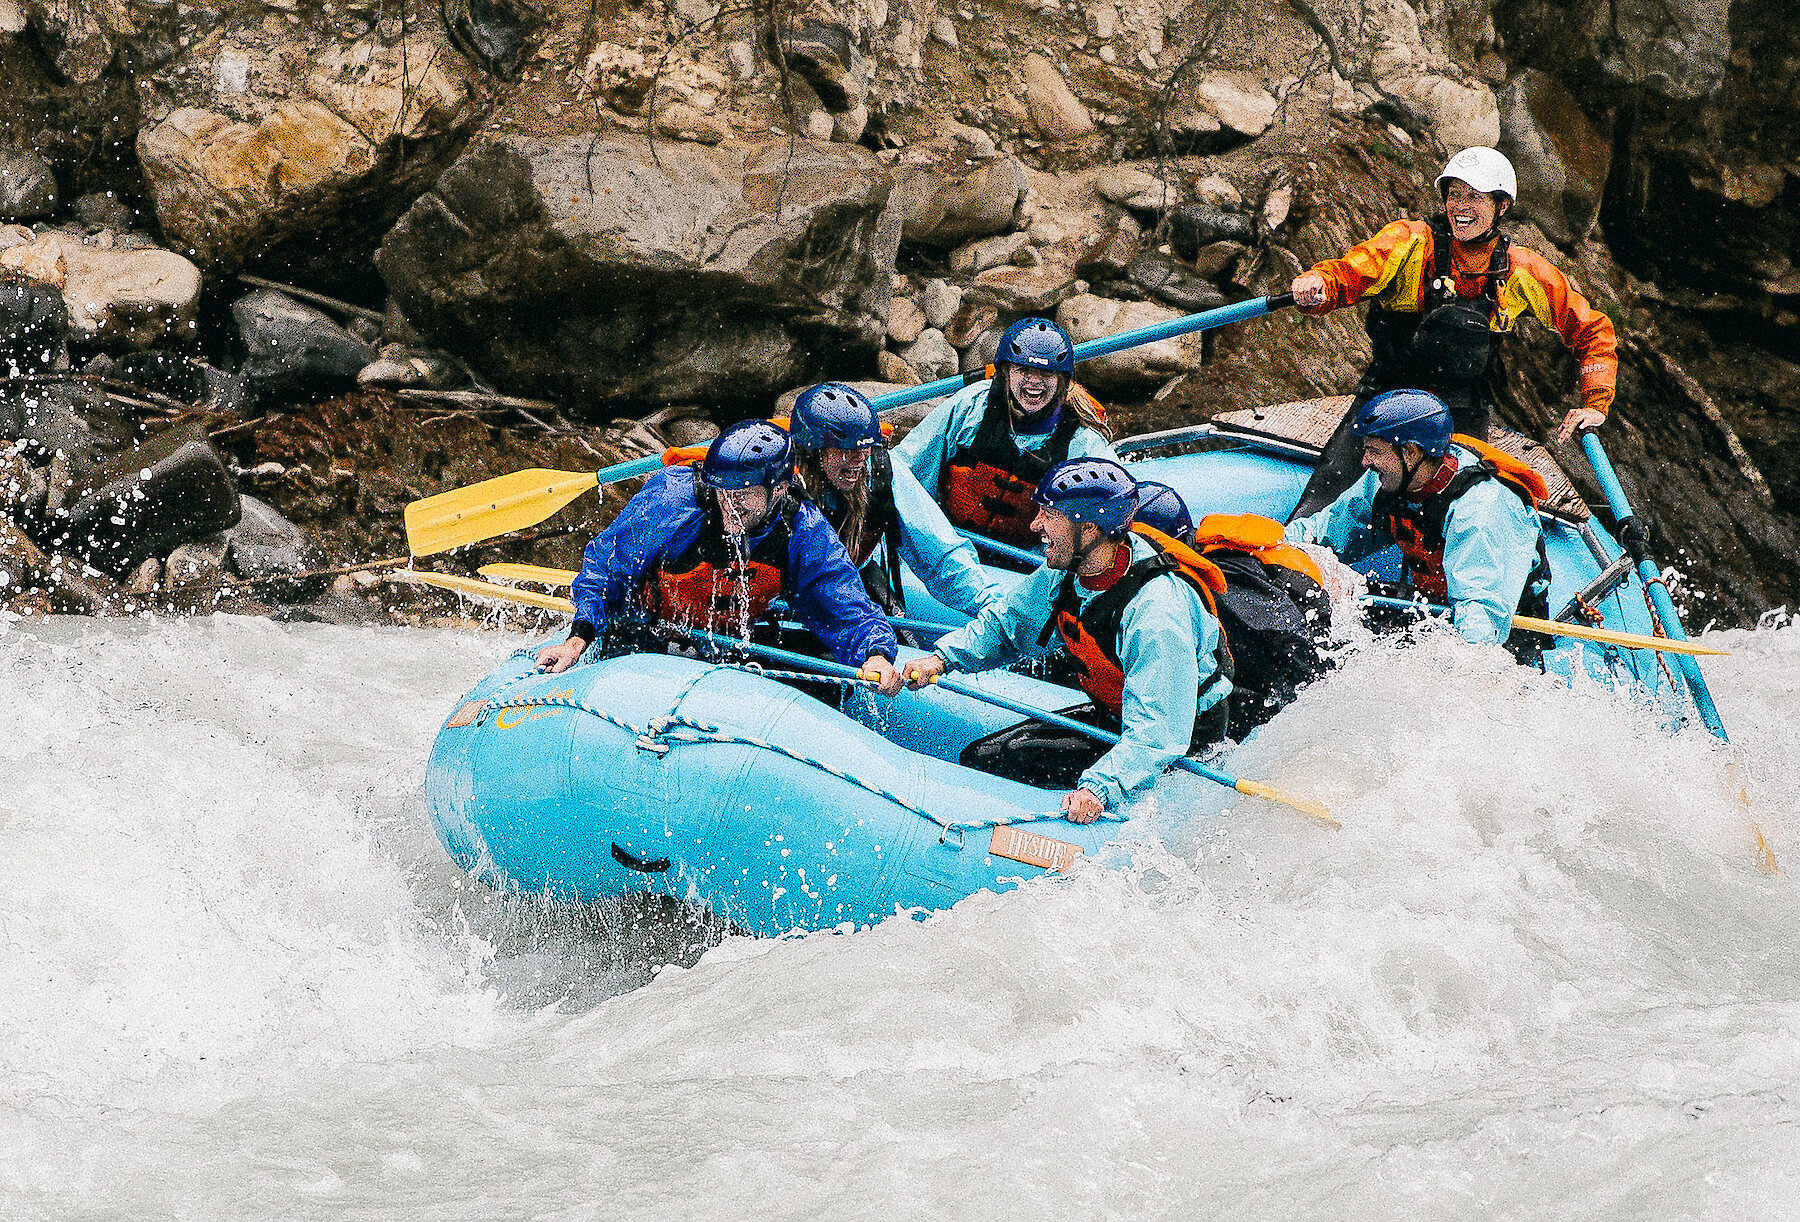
(4, 611, 1798, 1219)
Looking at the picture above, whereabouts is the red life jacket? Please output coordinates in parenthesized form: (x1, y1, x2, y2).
(639, 494, 798, 636)
(941, 388, 1086, 548)
(1372, 442, 1549, 606)
(1039, 525, 1233, 730)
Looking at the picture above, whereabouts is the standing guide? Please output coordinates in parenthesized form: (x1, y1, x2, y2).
(1288, 146, 1618, 518)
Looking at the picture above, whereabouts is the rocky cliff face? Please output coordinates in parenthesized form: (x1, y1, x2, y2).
(1, 0, 1794, 623)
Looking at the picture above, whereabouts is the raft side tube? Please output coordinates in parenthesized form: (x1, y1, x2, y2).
(426, 653, 1129, 935)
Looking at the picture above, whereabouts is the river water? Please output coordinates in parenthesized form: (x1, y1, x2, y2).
(4, 610, 1797, 1219)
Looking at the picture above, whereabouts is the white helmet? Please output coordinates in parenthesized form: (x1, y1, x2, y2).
(1435, 147, 1517, 201)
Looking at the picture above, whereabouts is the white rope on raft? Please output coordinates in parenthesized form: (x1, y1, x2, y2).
(470, 692, 1123, 838)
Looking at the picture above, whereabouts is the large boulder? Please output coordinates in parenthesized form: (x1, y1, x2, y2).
(377, 134, 901, 411)
(136, 32, 486, 272)
(1498, 69, 1612, 248)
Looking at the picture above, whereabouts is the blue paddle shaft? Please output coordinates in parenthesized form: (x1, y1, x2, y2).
(682, 630, 1247, 796)
(1579, 432, 1728, 741)
(868, 294, 1293, 415)
(594, 454, 666, 484)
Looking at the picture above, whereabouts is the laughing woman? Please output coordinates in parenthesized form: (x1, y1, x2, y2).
(789, 382, 1003, 619)
(1286, 146, 1618, 518)
(894, 318, 1120, 552)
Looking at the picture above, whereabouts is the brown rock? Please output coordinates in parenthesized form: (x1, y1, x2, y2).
(138, 104, 378, 270)
(967, 261, 1081, 314)
(876, 349, 923, 385)
(1022, 54, 1094, 141)
(886, 295, 928, 344)
(944, 300, 1000, 348)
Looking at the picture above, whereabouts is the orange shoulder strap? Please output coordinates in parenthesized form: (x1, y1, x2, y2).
(1450, 434, 1549, 505)
(1192, 512, 1324, 585)
(1130, 523, 1228, 597)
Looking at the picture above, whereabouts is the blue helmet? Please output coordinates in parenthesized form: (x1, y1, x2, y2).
(997, 317, 1074, 374)
(1032, 457, 1138, 535)
(701, 420, 794, 490)
(1133, 480, 1193, 544)
(1352, 389, 1454, 458)
(791, 383, 882, 452)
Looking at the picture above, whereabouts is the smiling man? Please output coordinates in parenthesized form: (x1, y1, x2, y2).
(1286, 146, 1618, 519)
(535, 420, 902, 694)
(894, 317, 1121, 550)
(1284, 389, 1553, 664)
(904, 458, 1233, 823)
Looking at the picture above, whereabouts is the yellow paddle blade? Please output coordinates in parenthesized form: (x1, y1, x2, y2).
(1233, 778, 1339, 828)
(1512, 613, 1729, 657)
(478, 563, 578, 587)
(405, 468, 597, 557)
(396, 570, 576, 613)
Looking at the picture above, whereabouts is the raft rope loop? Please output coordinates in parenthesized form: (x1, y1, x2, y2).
(476, 662, 1119, 842)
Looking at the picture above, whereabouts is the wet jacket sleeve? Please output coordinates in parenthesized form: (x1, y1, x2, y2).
(1303, 220, 1431, 314)
(785, 501, 900, 666)
(1440, 481, 1542, 646)
(568, 467, 701, 643)
(1501, 247, 1619, 417)
(892, 381, 988, 497)
(930, 563, 1064, 673)
(1283, 470, 1394, 566)
(889, 461, 1004, 617)
(1077, 575, 1229, 809)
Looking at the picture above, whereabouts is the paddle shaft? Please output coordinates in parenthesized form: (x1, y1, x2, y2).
(1579, 433, 1728, 741)
(408, 296, 1293, 555)
(868, 294, 1294, 416)
(1358, 595, 1729, 657)
(680, 629, 1316, 816)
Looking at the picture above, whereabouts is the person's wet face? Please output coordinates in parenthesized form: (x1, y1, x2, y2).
(715, 482, 783, 537)
(820, 447, 868, 495)
(1361, 438, 1415, 493)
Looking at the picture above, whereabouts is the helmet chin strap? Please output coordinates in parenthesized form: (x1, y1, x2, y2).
(1396, 447, 1426, 498)
(1069, 525, 1113, 574)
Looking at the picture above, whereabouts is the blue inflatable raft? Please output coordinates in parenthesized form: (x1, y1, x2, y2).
(425, 400, 1706, 934)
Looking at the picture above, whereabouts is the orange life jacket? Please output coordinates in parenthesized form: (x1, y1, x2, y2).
(1040, 524, 1232, 727)
(1190, 512, 1325, 586)
(1374, 444, 1547, 605)
(639, 494, 797, 636)
(941, 389, 1086, 548)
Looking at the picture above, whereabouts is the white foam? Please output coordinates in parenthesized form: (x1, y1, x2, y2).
(3, 613, 1796, 1218)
